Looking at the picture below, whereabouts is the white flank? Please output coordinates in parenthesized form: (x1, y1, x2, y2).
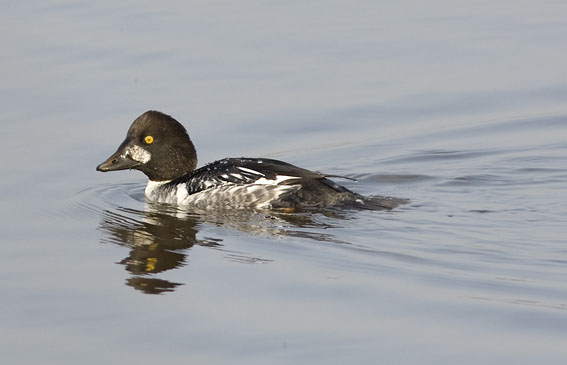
(176, 184, 189, 202)
(144, 171, 304, 209)
(145, 179, 300, 209)
(127, 145, 151, 163)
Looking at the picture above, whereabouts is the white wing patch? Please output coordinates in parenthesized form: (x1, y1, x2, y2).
(255, 175, 300, 185)
(237, 166, 265, 176)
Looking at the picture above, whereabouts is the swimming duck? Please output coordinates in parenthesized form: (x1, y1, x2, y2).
(96, 111, 403, 211)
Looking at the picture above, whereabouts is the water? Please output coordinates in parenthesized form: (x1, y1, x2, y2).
(1, 1, 567, 364)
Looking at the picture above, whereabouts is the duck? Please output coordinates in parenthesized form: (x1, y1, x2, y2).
(96, 111, 404, 211)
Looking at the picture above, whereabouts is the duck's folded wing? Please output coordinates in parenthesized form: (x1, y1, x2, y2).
(171, 158, 328, 195)
(234, 158, 326, 180)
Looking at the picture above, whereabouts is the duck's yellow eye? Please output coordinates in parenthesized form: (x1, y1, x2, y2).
(144, 135, 154, 144)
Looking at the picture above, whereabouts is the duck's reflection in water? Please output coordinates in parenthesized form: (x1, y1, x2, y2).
(99, 203, 350, 294)
(99, 205, 212, 294)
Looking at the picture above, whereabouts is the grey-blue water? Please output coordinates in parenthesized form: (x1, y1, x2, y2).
(1, 1, 566, 364)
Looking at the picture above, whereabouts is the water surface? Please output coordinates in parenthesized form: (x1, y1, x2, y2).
(1, 1, 566, 364)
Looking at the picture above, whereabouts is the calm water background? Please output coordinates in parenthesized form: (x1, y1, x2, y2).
(1, 1, 566, 363)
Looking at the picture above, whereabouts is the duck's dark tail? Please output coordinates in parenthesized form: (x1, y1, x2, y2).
(277, 177, 408, 211)
(318, 176, 408, 210)
(344, 194, 409, 210)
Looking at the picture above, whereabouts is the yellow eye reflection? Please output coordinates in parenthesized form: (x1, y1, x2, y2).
(144, 135, 154, 144)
